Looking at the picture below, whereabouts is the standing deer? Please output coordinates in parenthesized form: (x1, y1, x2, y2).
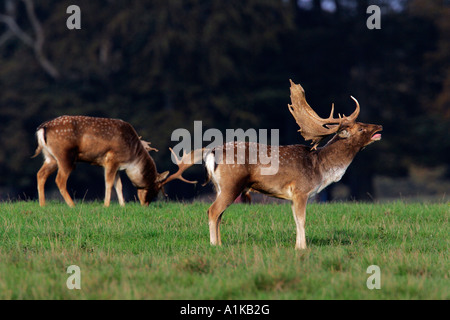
(204, 80, 382, 249)
(33, 116, 196, 207)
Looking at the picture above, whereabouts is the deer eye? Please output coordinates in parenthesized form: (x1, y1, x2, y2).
(358, 128, 365, 132)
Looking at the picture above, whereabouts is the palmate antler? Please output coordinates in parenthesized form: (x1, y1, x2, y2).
(287, 79, 360, 150)
(161, 148, 205, 186)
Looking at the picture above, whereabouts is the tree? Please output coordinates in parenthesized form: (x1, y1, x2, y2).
(0, 0, 448, 201)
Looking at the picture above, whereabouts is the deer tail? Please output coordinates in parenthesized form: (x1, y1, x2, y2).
(31, 128, 46, 158)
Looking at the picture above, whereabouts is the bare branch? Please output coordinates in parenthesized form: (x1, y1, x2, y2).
(0, 0, 60, 79)
(22, 0, 59, 79)
(0, 13, 34, 46)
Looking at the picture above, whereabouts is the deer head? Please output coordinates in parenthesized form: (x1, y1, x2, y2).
(287, 79, 360, 150)
(138, 148, 205, 202)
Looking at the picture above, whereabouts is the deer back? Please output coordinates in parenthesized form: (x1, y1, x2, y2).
(38, 116, 148, 165)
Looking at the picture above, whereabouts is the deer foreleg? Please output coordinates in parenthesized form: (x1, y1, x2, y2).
(291, 193, 308, 250)
(104, 164, 119, 207)
(114, 173, 125, 207)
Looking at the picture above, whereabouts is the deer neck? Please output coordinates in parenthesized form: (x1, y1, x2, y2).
(124, 149, 158, 189)
(310, 138, 358, 195)
(318, 137, 359, 171)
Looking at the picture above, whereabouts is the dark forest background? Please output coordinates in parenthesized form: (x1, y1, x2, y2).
(0, 0, 449, 203)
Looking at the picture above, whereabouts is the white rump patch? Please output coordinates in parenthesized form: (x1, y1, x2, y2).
(36, 128, 56, 162)
(205, 152, 221, 196)
(36, 128, 46, 147)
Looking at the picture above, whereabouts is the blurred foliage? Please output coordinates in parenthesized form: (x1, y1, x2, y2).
(0, 0, 448, 201)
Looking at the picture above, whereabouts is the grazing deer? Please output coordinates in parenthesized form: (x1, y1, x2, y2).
(33, 116, 196, 207)
(204, 80, 382, 249)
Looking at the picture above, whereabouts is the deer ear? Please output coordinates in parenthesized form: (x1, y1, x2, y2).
(156, 171, 170, 183)
(338, 129, 350, 139)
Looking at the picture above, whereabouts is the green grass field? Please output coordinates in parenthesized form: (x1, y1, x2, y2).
(0, 200, 448, 299)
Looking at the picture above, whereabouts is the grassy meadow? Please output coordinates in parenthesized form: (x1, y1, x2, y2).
(0, 200, 448, 300)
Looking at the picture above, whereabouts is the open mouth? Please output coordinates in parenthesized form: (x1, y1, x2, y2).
(365, 128, 383, 146)
(371, 132, 382, 141)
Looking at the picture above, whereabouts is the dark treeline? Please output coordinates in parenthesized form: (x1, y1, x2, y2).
(0, 0, 448, 202)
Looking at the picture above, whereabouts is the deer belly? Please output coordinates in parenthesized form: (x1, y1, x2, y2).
(250, 180, 295, 200)
(77, 147, 111, 165)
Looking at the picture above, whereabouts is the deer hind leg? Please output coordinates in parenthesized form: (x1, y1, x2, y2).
(208, 182, 246, 246)
(104, 163, 120, 207)
(55, 160, 75, 208)
(37, 157, 58, 207)
(291, 193, 308, 250)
